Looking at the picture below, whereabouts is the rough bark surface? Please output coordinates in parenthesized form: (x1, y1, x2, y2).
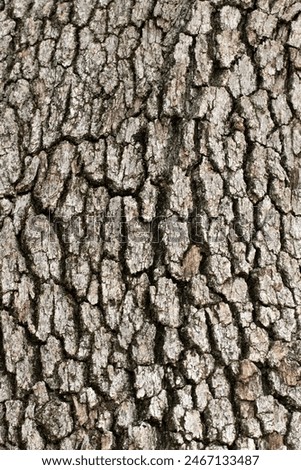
(0, 0, 301, 450)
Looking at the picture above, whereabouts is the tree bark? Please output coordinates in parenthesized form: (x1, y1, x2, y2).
(1, 0, 301, 450)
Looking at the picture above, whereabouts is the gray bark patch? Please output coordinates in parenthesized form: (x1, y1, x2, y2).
(0, 0, 300, 450)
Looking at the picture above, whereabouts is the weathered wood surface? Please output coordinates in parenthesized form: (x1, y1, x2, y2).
(0, 0, 301, 450)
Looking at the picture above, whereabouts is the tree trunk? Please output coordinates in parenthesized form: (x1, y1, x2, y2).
(1, 0, 301, 450)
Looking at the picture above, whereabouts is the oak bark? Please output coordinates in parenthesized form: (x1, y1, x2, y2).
(1, 0, 301, 450)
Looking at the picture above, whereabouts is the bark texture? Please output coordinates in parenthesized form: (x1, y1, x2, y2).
(1, 0, 301, 450)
